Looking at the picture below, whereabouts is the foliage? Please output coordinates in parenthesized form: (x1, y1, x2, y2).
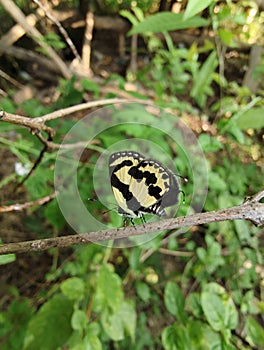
(0, 0, 263, 349)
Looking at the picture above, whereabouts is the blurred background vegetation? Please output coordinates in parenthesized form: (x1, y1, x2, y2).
(0, 0, 263, 349)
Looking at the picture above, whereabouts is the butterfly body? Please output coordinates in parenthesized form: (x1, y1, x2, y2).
(109, 151, 180, 219)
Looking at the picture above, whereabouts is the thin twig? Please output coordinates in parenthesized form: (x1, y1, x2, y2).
(36, 132, 100, 149)
(0, 191, 57, 213)
(33, 0, 81, 62)
(0, 0, 72, 78)
(0, 190, 263, 255)
(158, 248, 193, 257)
(0, 98, 128, 134)
(0, 68, 23, 88)
(16, 138, 48, 188)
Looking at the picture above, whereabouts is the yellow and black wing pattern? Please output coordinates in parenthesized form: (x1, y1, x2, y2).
(109, 150, 180, 219)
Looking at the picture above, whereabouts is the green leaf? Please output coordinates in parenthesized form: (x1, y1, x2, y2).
(218, 29, 234, 46)
(208, 171, 227, 192)
(0, 97, 17, 113)
(83, 332, 102, 350)
(120, 9, 139, 26)
(246, 316, 264, 347)
(201, 289, 238, 335)
(188, 319, 222, 350)
(224, 298, 238, 331)
(184, 0, 213, 20)
(25, 166, 53, 200)
(136, 281, 151, 302)
(0, 299, 33, 350)
(101, 309, 124, 341)
(235, 108, 264, 130)
(60, 277, 85, 301)
(201, 292, 225, 331)
(162, 325, 178, 350)
(186, 293, 203, 318)
(164, 282, 187, 322)
(44, 199, 65, 230)
(191, 51, 218, 107)
(23, 294, 73, 350)
(101, 299, 136, 341)
(81, 79, 100, 98)
(0, 253, 16, 265)
(162, 324, 191, 350)
(129, 12, 209, 35)
(129, 247, 142, 270)
(198, 134, 223, 153)
(94, 264, 123, 312)
(68, 322, 102, 350)
(71, 310, 87, 331)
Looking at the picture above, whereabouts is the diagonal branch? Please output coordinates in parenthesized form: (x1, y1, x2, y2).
(0, 98, 128, 135)
(0, 191, 57, 213)
(0, 190, 263, 255)
(0, 0, 71, 78)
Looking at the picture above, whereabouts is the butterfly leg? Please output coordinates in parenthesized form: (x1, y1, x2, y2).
(129, 218, 135, 226)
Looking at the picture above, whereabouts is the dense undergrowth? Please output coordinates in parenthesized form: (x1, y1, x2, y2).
(0, 0, 263, 349)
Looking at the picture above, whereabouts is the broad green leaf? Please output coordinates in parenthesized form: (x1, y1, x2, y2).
(94, 264, 123, 312)
(201, 289, 238, 334)
(83, 333, 102, 350)
(44, 199, 65, 230)
(136, 281, 151, 302)
(129, 247, 142, 270)
(234, 220, 251, 244)
(162, 324, 191, 350)
(188, 320, 222, 350)
(25, 166, 53, 200)
(162, 325, 178, 350)
(186, 293, 203, 318)
(245, 316, 264, 346)
(0, 253, 16, 265)
(208, 171, 227, 192)
(201, 292, 225, 331)
(224, 298, 238, 331)
(129, 12, 209, 35)
(71, 310, 87, 331)
(218, 29, 234, 46)
(184, 0, 213, 20)
(0, 97, 17, 113)
(235, 108, 264, 130)
(81, 79, 100, 98)
(60, 277, 85, 301)
(101, 309, 124, 341)
(23, 294, 73, 350)
(69, 323, 101, 350)
(120, 300, 137, 341)
(0, 299, 33, 350)
(164, 282, 186, 322)
(101, 299, 136, 341)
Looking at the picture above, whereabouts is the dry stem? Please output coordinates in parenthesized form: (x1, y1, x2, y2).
(0, 190, 263, 255)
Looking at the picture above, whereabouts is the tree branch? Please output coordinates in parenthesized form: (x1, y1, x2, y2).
(0, 191, 56, 213)
(0, 98, 128, 132)
(0, 0, 72, 79)
(0, 190, 263, 255)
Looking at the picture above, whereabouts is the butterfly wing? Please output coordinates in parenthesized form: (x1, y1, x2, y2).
(132, 159, 180, 216)
(109, 151, 144, 217)
(109, 151, 180, 218)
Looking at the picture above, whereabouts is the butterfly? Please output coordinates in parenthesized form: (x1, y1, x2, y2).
(109, 150, 181, 222)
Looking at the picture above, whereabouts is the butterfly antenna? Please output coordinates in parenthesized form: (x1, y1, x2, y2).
(180, 190, 186, 204)
(174, 174, 188, 183)
(88, 198, 118, 215)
